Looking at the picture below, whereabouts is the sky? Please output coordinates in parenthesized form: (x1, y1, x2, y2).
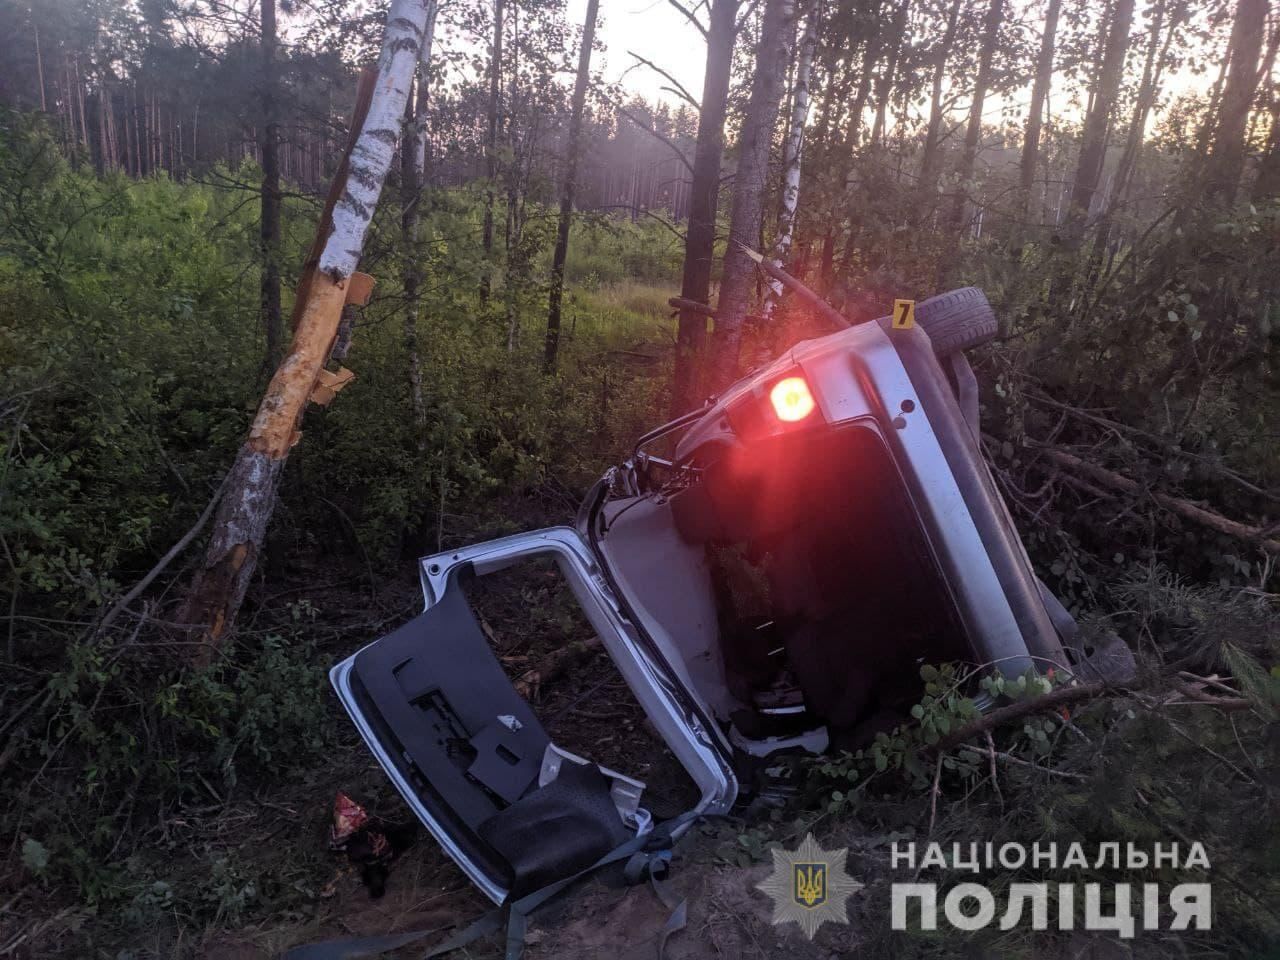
(564, 0, 708, 105)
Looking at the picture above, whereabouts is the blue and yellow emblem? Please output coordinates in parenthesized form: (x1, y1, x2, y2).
(794, 862, 827, 908)
(758, 834, 864, 939)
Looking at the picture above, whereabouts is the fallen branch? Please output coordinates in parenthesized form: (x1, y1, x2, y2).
(95, 472, 230, 638)
(669, 296, 715, 318)
(737, 242, 851, 331)
(1026, 393, 1279, 505)
(1034, 445, 1280, 554)
(933, 682, 1109, 753)
(958, 743, 1089, 780)
(666, 296, 765, 326)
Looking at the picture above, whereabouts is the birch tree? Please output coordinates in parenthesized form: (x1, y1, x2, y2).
(764, 8, 817, 320)
(181, 0, 433, 653)
(711, 0, 796, 388)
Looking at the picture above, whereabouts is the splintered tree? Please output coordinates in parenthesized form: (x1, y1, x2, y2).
(544, 0, 601, 371)
(671, 0, 740, 415)
(180, 0, 434, 654)
(711, 0, 796, 388)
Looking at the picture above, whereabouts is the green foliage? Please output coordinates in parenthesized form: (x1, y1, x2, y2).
(12, 629, 329, 900)
(0, 110, 684, 923)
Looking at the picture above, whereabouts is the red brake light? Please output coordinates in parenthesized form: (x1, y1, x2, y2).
(769, 376, 816, 422)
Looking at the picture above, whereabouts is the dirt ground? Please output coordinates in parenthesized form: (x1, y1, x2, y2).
(197, 826, 870, 960)
(185, 555, 860, 960)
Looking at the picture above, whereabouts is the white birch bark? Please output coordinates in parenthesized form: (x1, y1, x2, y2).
(319, 0, 432, 280)
(764, 9, 817, 319)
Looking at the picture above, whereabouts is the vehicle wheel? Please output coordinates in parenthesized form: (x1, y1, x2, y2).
(913, 286, 998, 356)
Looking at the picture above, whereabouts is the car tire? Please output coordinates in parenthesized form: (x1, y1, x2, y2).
(913, 286, 998, 356)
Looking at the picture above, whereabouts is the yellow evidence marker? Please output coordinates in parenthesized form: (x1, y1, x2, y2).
(892, 298, 915, 330)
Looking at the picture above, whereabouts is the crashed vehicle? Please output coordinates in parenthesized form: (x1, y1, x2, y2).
(331, 287, 1086, 904)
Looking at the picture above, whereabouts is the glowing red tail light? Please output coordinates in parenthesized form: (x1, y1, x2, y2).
(769, 376, 816, 422)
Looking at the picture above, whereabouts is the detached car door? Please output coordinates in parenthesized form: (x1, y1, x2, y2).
(329, 527, 737, 905)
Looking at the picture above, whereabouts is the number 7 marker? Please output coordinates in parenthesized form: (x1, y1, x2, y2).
(892, 298, 915, 330)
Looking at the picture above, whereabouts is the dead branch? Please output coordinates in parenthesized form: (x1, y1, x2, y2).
(1026, 393, 1279, 504)
(95, 473, 229, 638)
(666, 296, 765, 326)
(1034, 445, 1280, 554)
(958, 743, 1089, 780)
(626, 52, 700, 111)
(669, 296, 715, 318)
(666, 0, 709, 38)
(736, 242, 851, 330)
(933, 682, 1109, 752)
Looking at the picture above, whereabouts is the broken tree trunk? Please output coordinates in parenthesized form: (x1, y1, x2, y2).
(181, 1, 433, 658)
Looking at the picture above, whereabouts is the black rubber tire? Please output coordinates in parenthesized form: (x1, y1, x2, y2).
(912, 286, 998, 356)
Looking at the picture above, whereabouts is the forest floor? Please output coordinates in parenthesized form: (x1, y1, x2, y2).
(155, 557, 862, 960)
(18, 487, 839, 960)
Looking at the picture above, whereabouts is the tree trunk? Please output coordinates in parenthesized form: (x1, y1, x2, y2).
(764, 8, 817, 318)
(260, 0, 284, 374)
(403, 1, 439, 445)
(1207, 0, 1268, 201)
(948, 0, 1005, 234)
(1252, 81, 1280, 198)
(710, 0, 796, 388)
(1017, 0, 1063, 219)
(1063, 0, 1134, 242)
(33, 21, 46, 112)
(480, 0, 505, 304)
(544, 0, 601, 370)
(413, 1, 440, 182)
(1091, 0, 1176, 261)
(181, 3, 432, 656)
(671, 0, 740, 415)
(845, 0, 883, 150)
(919, 0, 965, 197)
(871, 0, 909, 148)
